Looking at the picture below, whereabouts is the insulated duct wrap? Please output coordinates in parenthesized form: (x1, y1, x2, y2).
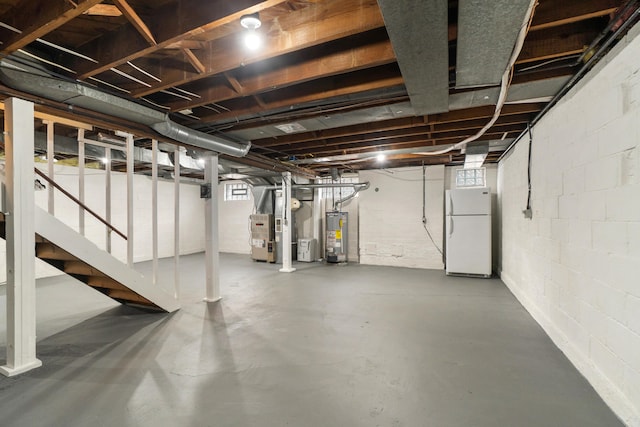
(0, 58, 251, 157)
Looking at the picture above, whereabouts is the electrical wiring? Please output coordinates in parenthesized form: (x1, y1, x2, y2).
(422, 163, 443, 256)
(416, 0, 538, 157)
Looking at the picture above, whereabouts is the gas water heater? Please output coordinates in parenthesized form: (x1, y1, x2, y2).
(326, 211, 348, 263)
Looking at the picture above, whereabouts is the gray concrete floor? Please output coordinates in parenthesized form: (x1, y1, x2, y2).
(0, 253, 623, 427)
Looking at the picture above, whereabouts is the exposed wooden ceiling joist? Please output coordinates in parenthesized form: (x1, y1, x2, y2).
(130, 0, 386, 98)
(0, 0, 105, 54)
(65, 0, 289, 78)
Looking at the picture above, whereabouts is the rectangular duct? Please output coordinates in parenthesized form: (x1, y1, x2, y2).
(456, 0, 532, 88)
(377, 0, 449, 114)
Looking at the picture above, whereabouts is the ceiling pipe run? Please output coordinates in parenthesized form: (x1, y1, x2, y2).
(0, 58, 251, 157)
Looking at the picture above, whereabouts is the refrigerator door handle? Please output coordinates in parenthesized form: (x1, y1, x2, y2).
(449, 216, 453, 236)
(448, 194, 453, 216)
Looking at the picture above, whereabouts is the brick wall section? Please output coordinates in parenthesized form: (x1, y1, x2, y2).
(498, 24, 640, 426)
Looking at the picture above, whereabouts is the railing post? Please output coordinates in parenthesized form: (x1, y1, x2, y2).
(173, 147, 180, 300)
(78, 129, 85, 236)
(45, 120, 55, 215)
(152, 139, 158, 285)
(105, 148, 112, 254)
(0, 97, 42, 377)
(126, 133, 134, 268)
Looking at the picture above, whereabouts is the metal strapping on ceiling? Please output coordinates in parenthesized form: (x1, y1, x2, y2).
(377, 0, 449, 114)
(456, 0, 532, 88)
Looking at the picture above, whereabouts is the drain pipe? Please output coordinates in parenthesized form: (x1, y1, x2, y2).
(498, 3, 640, 162)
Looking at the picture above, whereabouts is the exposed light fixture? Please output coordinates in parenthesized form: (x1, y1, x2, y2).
(100, 157, 109, 165)
(376, 153, 386, 162)
(240, 13, 262, 51)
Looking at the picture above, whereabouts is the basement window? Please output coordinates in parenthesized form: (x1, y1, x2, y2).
(224, 182, 250, 201)
(456, 168, 486, 188)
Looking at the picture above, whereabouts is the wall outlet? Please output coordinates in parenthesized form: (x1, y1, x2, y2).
(522, 208, 533, 219)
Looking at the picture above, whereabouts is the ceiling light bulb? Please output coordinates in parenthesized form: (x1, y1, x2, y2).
(101, 157, 109, 164)
(244, 31, 262, 50)
(240, 13, 261, 30)
(376, 153, 386, 162)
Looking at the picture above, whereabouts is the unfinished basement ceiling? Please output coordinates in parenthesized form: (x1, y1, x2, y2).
(0, 0, 636, 176)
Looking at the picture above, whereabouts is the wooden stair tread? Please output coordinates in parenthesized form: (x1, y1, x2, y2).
(64, 260, 108, 277)
(107, 289, 154, 306)
(86, 276, 128, 291)
(36, 242, 77, 261)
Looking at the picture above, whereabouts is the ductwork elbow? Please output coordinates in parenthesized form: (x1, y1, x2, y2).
(152, 119, 251, 158)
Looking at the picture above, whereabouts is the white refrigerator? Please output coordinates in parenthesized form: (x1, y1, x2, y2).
(445, 187, 492, 277)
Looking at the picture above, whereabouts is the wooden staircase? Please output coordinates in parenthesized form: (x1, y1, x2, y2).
(0, 208, 179, 312)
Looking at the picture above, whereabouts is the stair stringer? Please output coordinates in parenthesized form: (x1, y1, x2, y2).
(34, 207, 180, 313)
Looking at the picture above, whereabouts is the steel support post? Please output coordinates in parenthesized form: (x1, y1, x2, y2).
(279, 172, 296, 273)
(204, 154, 221, 302)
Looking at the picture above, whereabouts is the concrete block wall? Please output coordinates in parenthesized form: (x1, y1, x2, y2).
(497, 25, 640, 426)
(217, 181, 253, 254)
(359, 166, 444, 269)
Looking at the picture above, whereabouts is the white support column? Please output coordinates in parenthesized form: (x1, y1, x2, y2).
(46, 120, 55, 215)
(279, 172, 296, 273)
(152, 139, 159, 285)
(204, 154, 221, 302)
(0, 97, 42, 377)
(126, 134, 134, 267)
(313, 186, 323, 261)
(77, 129, 85, 236)
(105, 148, 112, 254)
(173, 148, 180, 300)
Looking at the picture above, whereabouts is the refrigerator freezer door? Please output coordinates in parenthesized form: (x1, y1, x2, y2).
(446, 214, 491, 276)
(445, 187, 491, 216)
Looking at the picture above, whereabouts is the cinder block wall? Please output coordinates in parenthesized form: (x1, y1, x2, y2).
(359, 166, 445, 269)
(498, 25, 640, 426)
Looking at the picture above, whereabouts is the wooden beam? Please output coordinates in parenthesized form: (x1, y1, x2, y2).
(223, 72, 244, 94)
(182, 48, 206, 74)
(257, 113, 533, 151)
(198, 71, 404, 123)
(131, 0, 386, 97)
(83, 4, 122, 16)
(67, 0, 289, 78)
(167, 36, 396, 112)
(0, 0, 105, 54)
(0, 101, 93, 130)
(113, 0, 157, 46)
(530, 0, 620, 31)
(518, 21, 601, 64)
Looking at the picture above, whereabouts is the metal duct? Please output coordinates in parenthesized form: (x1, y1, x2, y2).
(377, 0, 449, 114)
(0, 58, 251, 157)
(456, 0, 532, 88)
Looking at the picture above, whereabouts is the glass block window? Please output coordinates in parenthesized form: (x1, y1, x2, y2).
(456, 168, 486, 187)
(224, 182, 250, 201)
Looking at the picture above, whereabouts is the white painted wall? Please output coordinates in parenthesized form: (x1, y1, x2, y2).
(359, 166, 444, 269)
(218, 181, 253, 254)
(497, 25, 640, 426)
(1, 163, 205, 282)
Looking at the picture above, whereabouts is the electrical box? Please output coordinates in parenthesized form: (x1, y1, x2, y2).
(326, 212, 347, 263)
(297, 238, 316, 262)
(250, 214, 276, 263)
